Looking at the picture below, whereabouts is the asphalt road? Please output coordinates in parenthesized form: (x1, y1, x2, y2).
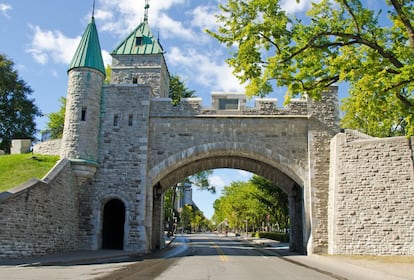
(1, 233, 412, 279)
(98, 233, 337, 280)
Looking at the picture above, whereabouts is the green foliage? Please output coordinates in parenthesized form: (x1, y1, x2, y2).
(169, 74, 195, 106)
(250, 175, 289, 230)
(0, 154, 59, 191)
(212, 176, 289, 232)
(208, 0, 414, 136)
(179, 204, 211, 232)
(0, 54, 42, 152)
(104, 64, 111, 84)
(44, 97, 66, 139)
(254, 232, 289, 242)
(186, 170, 216, 194)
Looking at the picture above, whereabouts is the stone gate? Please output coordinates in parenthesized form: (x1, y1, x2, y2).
(60, 15, 339, 255)
(1, 13, 413, 260)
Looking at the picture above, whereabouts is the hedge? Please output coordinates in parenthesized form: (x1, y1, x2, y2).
(253, 232, 289, 242)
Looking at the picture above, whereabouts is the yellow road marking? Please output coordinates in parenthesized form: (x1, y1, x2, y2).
(211, 242, 228, 262)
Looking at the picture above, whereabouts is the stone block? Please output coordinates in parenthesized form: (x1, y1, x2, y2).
(10, 139, 32, 154)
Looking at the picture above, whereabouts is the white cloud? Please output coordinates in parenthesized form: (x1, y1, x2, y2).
(102, 50, 112, 67)
(190, 5, 220, 31)
(27, 25, 80, 65)
(280, 0, 322, 14)
(167, 46, 244, 92)
(209, 175, 226, 192)
(0, 3, 12, 18)
(27, 24, 111, 68)
(96, 0, 188, 36)
(158, 13, 197, 41)
(93, 8, 113, 22)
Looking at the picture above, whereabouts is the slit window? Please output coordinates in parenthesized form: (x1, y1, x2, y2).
(81, 107, 87, 121)
(128, 114, 133, 126)
(113, 114, 119, 126)
(133, 77, 138, 84)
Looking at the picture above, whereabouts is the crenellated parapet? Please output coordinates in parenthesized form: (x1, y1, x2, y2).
(150, 92, 310, 117)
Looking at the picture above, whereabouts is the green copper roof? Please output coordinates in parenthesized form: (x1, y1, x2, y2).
(111, 21, 164, 55)
(68, 17, 106, 76)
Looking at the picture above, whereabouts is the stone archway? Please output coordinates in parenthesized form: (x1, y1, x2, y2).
(102, 199, 126, 250)
(150, 154, 306, 253)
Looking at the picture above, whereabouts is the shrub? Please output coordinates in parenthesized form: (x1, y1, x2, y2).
(254, 232, 289, 242)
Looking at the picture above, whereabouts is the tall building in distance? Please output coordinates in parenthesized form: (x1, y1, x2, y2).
(175, 182, 195, 212)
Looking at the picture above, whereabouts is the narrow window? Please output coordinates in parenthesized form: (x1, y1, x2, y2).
(135, 37, 143, 46)
(133, 77, 138, 84)
(113, 114, 119, 126)
(81, 107, 87, 121)
(128, 114, 133, 126)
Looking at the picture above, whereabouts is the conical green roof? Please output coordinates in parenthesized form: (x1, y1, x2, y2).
(68, 17, 106, 76)
(111, 21, 164, 55)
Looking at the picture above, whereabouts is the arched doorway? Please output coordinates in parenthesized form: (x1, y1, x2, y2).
(150, 154, 306, 253)
(102, 199, 125, 250)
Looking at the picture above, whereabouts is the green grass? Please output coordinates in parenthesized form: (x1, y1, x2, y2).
(0, 154, 59, 192)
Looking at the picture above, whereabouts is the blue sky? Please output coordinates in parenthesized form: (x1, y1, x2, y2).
(0, 0, 385, 219)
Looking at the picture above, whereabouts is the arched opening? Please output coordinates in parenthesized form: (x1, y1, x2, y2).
(150, 154, 306, 254)
(102, 199, 125, 250)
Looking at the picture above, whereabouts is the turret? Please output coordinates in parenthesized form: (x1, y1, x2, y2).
(60, 16, 105, 181)
(110, 17, 169, 98)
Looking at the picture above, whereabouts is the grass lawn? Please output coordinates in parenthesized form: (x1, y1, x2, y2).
(0, 154, 59, 192)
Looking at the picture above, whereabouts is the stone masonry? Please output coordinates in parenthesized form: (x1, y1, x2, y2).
(2, 13, 414, 260)
(329, 131, 414, 255)
(0, 159, 78, 259)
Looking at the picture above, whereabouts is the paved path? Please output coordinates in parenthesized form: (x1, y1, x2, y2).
(0, 236, 413, 280)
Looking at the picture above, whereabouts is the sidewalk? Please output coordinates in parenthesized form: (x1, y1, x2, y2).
(0, 235, 175, 267)
(0, 249, 140, 266)
(248, 237, 414, 280)
(0, 236, 176, 280)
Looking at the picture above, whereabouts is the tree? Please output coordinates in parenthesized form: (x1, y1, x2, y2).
(185, 170, 216, 194)
(44, 97, 66, 139)
(250, 175, 289, 232)
(208, 0, 414, 136)
(169, 74, 195, 106)
(212, 180, 267, 232)
(0, 54, 42, 152)
(212, 176, 289, 233)
(104, 64, 111, 84)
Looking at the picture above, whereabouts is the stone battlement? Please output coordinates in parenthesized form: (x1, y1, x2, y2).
(150, 93, 308, 117)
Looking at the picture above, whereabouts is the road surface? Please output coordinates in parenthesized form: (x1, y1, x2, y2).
(98, 233, 338, 280)
(3, 233, 409, 279)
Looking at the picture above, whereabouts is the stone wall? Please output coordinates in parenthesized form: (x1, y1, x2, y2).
(0, 159, 78, 259)
(76, 84, 152, 252)
(329, 132, 414, 255)
(304, 87, 340, 254)
(33, 139, 61, 155)
(111, 54, 169, 98)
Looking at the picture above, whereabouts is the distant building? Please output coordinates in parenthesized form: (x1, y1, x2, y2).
(175, 182, 194, 211)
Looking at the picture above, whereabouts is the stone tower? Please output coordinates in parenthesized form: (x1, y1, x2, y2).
(60, 16, 106, 180)
(110, 16, 169, 97)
